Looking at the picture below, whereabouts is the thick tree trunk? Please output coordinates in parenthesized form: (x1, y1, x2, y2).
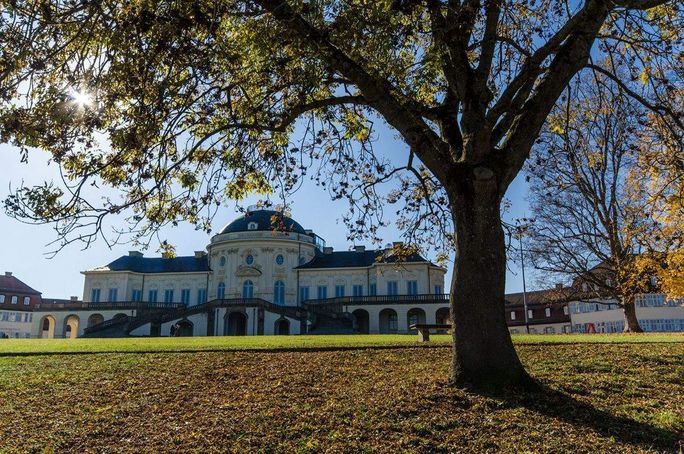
(622, 298, 644, 333)
(448, 168, 532, 390)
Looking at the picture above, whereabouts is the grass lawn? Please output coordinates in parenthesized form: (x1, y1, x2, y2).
(0, 333, 682, 355)
(0, 337, 682, 452)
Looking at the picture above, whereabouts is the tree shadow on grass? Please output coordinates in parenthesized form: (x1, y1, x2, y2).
(486, 382, 683, 452)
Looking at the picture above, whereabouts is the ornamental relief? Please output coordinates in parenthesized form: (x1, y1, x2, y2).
(235, 265, 262, 277)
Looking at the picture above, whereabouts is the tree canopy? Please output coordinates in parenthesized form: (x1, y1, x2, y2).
(0, 0, 680, 250)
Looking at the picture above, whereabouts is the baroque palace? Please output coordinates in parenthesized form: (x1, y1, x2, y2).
(30, 209, 449, 338)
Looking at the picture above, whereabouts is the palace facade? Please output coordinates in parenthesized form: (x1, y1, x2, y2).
(31, 209, 448, 338)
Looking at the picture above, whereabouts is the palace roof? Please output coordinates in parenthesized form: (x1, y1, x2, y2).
(296, 249, 432, 269)
(219, 210, 307, 235)
(92, 255, 210, 274)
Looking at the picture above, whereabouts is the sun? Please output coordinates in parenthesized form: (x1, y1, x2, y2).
(68, 88, 94, 108)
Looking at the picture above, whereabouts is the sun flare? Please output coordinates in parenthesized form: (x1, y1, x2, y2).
(68, 88, 94, 108)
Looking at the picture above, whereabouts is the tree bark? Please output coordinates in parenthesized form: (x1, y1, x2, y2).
(622, 298, 644, 333)
(448, 166, 533, 390)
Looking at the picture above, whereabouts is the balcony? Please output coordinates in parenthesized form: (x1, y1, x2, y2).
(304, 293, 450, 307)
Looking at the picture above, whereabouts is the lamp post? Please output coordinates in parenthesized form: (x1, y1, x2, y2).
(515, 221, 530, 334)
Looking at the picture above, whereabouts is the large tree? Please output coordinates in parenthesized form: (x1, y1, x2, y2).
(0, 0, 682, 388)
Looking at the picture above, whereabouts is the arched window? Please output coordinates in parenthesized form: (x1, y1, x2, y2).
(217, 282, 226, 299)
(243, 280, 254, 299)
(275, 254, 284, 265)
(274, 281, 285, 305)
(245, 254, 254, 265)
(219, 256, 226, 267)
(248, 222, 258, 230)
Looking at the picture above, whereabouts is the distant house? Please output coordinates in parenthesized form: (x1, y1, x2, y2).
(505, 285, 572, 334)
(0, 272, 41, 338)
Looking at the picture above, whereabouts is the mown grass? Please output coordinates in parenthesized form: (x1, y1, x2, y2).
(0, 333, 682, 355)
(0, 341, 682, 452)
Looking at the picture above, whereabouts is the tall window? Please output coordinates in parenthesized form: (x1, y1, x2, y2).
(563, 305, 569, 315)
(217, 282, 226, 299)
(434, 285, 443, 295)
(369, 283, 377, 296)
(0, 294, 5, 303)
(545, 307, 551, 317)
(10, 296, 17, 304)
(317, 285, 327, 299)
(527, 309, 533, 320)
(511, 311, 516, 320)
(387, 281, 398, 296)
(108, 288, 118, 302)
(132, 289, 142, 302)
(197, 288, 207, 305)
(148, 289, 158, 303)
(407, 281, 418, 295)
(245, 255, 254, 265)
(181, 289, 191, 305)
(243, 280, 254, 298)
(299, 286, 310, 303)
(388, 313, 398, 331)
(274, 281, 285, 305)
(335, 285, 345, 297)
(219, 256, 226, 267)
(164, 289, 174, 303)
(91, 288, 101, 303)
(352, 285, 363, 297)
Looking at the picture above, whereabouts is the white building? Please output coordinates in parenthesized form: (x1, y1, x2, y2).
(32, 209, 448, 338)
(569, 294, 684, 333)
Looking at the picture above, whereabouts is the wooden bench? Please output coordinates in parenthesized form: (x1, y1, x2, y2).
(409, 323, 451, 342)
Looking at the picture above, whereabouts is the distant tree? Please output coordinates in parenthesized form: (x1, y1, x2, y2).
(633, 76, 684, 299)
(525, 76, 682, 332)
(0, 0, 682, 388)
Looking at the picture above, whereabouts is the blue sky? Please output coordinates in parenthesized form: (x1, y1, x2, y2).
(0, 130, 536, 299)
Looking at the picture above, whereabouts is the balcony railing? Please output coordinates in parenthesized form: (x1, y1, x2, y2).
(303, 293, 450, 306)
(35, 301, 186, 311)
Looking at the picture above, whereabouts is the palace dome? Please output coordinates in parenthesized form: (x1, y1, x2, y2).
(219, 210, 307, 235)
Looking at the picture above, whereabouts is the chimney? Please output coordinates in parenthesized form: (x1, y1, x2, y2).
(555, 283, 563, 290)
(70, 296, 78, 302)
(128, 251, 143, 257)
(4, 272, 11, 277)
(323, 247, 333, 255)
(354, 245, 366, 253)
(194, 251, 207, 259)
